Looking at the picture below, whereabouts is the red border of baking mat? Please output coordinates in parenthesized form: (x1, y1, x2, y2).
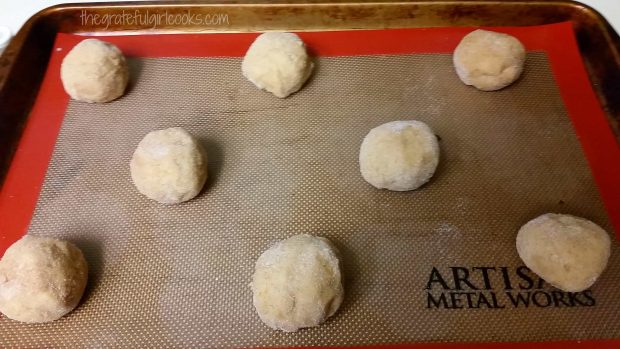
(0, 22, 619, 347)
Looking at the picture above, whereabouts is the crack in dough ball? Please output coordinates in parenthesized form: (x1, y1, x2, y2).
(61, 39, 129, 103)
(359, 120, 440, 191)
(0, 235, 88, 323)
(130, 127, 208, 204)
(453, 29, 526, 91)
(251, 234, 344, 332)
(242, 32, 314, 98)
(516, 213, 611, 292)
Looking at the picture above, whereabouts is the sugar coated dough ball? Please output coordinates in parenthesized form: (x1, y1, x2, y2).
(61, 38, 129, 103)
(359, 120, 440, 191)
(242, 32, 314, 98)
(251, 234, 343, 332)
(0, 235, 88, 323)
(516, 213, 611, 292)
(130, 127, 208, 204)
(453, 29, 526, 91)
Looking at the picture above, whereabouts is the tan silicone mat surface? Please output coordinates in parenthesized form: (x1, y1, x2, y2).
(1, 53, 619, 348)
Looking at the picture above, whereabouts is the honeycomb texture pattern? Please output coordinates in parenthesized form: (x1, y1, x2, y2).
(1, 53, 618, 347)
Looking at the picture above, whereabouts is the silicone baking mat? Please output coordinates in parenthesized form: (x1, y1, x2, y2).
(0, 22, 619, 348)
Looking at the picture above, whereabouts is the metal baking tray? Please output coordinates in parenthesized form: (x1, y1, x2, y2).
(0, 1, 619, 348)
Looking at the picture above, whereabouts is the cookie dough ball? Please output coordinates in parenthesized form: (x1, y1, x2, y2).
(251, 234, 343, 332)
(516, 213, 611, 292)
(0, 235, 88, 323)
(453, 29, 526, 91)
(61, 38, 129, 103)
(242, 32, 314, 98)
(130, 127, 208, 204)
(359, 120, 440, 191)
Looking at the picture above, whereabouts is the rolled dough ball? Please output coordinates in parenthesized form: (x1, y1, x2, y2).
(251, 234, 343, 332)
(242, 32, 314, 98)
(359, 120, 440, 191)
(0, 235, 88, 323)
(130, 127, 208, 204)
(516, 213, 611, 292)
(453, 29, 526, 91)
(61, 38, 129, 103)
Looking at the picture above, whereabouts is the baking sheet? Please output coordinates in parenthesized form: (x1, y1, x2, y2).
(0, 47, 618, 347)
